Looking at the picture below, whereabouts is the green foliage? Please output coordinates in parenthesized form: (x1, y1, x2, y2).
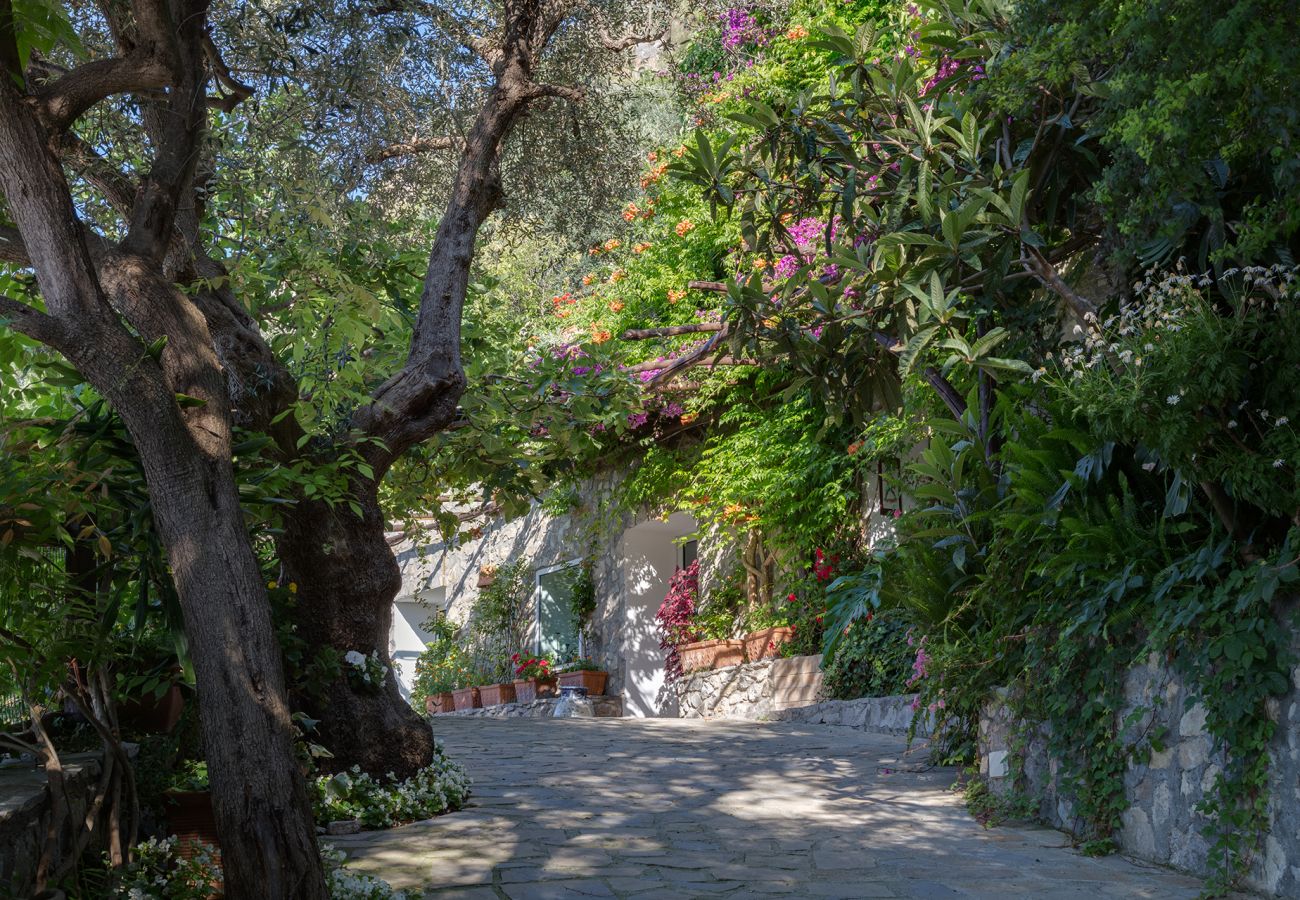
(1000, 0, 1300, 263)
(822, 612, 913, 700)
(312, 750, 471, 830)
(409, 618, 469, 709)
(1054, 266, 1300, 526)
(467, 560, 533, 683)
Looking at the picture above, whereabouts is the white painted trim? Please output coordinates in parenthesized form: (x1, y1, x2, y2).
(534, 559, 584, 658)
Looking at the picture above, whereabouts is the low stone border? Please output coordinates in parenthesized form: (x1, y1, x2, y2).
(674, 654, 931, 737)
(432, 695, 622, 718)
(1, 752, 104, 895)
(769, 694, 932, 737)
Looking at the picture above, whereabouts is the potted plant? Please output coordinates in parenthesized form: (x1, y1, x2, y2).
(115, 644, 188, 734)
(678, 638, 745, 673)
(511, 653, 555, 702)
(410, 619, 466, 716)
(117, 669, 186, 734)
(478, 679, 516, 706)
(163, 761, 220, 859)
(743, 626, 795, 661)
(450, 677, 482, 711)
(557, 657, 607, 695)
(476, 563, 498, 588)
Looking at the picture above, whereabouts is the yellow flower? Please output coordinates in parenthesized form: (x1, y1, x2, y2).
(609, 269, 626, 283)
(603, 238, 621, 251)
(633, 242, 652, 254)
(267, 580, 277, 589)
(667, 289, 686, 304)
(785, 25, 809, 40)
(753, 258, 768, 271)
(288, 582, 298, 593)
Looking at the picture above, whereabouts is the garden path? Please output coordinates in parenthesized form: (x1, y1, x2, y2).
(338, 717, 1217, 899)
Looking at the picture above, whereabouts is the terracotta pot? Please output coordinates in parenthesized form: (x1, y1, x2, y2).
(558, 669, 608, 695)
(165, 790, 220, 858)
(476, 567, 496, 588)
(451, 686, 481, 711)
(743, 626, 796, 662)
(679, 639, 746, 673)
(424, 692, 456, 715)
(118, 683, 185, 734)
(513, 679, 536, 703)
(479, 682, 516, 706)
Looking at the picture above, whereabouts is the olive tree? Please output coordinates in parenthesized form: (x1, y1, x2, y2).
(0, 0, 667, 894)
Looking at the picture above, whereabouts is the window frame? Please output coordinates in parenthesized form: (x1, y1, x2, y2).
(533, 558, 585, 658)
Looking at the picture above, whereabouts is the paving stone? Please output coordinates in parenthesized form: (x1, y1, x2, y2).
(343, 718, 1212, 899)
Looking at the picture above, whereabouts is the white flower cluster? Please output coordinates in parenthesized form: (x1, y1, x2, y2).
(312, 747, 473, 829)
(322, 843, 416, 900)
(115, 836, 220, 900)
(344, 649, 389, 689)
(116, 836, 412, 899)
(1056, 264, 1300, 380)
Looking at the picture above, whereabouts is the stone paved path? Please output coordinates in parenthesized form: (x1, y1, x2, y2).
(337, 718, 1215, 899)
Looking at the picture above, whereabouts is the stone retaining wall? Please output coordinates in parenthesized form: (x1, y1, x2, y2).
(979, 652, 1300, 897)
(676, 654, 823, 719)
(675, 654, 931, 737)
(435, 695, 623, 718)
(770, 694, 932, 737)
(0, 752, 104, 896)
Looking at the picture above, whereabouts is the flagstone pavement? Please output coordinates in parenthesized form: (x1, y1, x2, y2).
(336, 717, 1225, 900)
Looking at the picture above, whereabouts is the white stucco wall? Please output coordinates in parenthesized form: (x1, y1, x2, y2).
(618, 512, 696, 717)
(386, 478, 700, 716)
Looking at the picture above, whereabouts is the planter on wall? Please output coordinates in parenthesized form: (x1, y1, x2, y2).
(743, 626, 795, 662)
(476, 566, 497, 588)
(119, 683, 185, 734)
(451, 687, 481, 711)
(679, 639, 745, 673)
(512, 679, 536, 703)
(558, 669, 608, 696)
(479, 682, 516, 706)
(165, 790, 220, 858)
(424, 692, 456, 715)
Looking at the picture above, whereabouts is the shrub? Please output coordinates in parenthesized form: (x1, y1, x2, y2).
(311, 747, 472, 829)
(822, 613, 912, 701)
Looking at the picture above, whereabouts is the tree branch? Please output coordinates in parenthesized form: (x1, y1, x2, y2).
(621, 323, 722, 340)
(598, 25, 668, 51)
(0, 293, 67, 346)
(523, 81, 585, 103)
(0, 223, 29, 265)
(35, 55, 171, 132)
(203, 31, 253, 113)
(1021, 245, 1098, 320)
(366, 136, 463, 164)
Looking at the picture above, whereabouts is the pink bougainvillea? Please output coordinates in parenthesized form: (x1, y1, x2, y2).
(655, 560, 701, 682)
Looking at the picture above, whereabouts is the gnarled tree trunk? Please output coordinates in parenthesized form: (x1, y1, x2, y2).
(278, 487, 435, 777)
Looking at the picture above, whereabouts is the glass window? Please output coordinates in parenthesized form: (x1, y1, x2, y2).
(537, 564, 582, 660)
(680, 539, 698, 569)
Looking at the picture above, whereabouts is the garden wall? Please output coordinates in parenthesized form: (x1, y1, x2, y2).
(979, 652, 1300, 897)
(437, 696, 623, 718)
(0, 752, 105, 896)
(675, 654, 823, 719)
(674, 654, 932, 737)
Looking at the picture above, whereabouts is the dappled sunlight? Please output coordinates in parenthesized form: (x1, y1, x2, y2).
(342, 718, 1210, 897)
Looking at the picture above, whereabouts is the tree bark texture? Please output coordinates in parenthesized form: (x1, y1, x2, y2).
(0, 0, 596, 887)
